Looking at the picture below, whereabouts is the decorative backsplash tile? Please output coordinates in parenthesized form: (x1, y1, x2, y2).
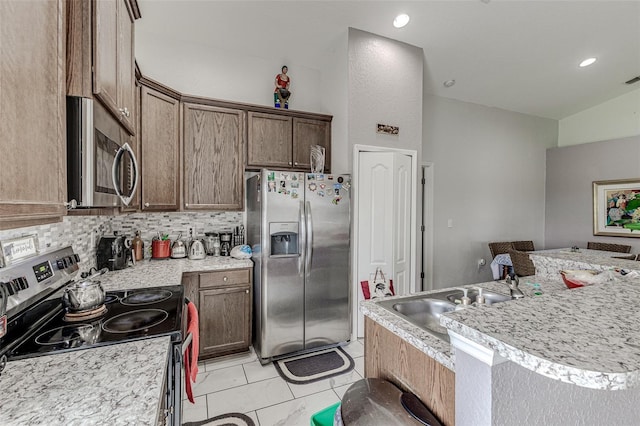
(0, 211, 244, 269)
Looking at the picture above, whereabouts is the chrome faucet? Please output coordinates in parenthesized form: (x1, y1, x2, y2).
(506, 275, 525, 299)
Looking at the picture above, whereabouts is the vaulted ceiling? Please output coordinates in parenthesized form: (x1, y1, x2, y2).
(136, 1, 640, 120)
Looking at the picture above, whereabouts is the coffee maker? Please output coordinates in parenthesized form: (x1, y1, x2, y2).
(96, 232, 131, 270)
(219, 232, 232, 256)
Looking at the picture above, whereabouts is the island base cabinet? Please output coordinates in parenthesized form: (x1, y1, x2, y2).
(364, 317, 455, 426)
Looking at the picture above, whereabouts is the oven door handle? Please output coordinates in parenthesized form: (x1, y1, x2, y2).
(181, 332, 193, 354)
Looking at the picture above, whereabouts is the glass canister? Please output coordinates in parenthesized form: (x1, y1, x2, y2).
(204, 232, 219, 256)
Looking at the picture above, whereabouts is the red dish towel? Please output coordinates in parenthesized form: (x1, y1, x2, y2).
(184, 301, 199, 403)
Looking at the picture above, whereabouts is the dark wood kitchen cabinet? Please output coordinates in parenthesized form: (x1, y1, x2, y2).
(139, 82, 181, 211)
(67, 0, 139, 134)
(293, 117, 331, 172)
(0, 0, 67, 229)
(181, 268, 252, 360)
(182, 102, 245, 210)
(247, 112, 293, 169)
(93, 0, 137, 135)
(247, 111, 332, 172)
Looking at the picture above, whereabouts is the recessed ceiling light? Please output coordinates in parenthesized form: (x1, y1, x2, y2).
(443, 79, 456, 88)
(393, 14, 410, 28)
(579, 57, 597, 67)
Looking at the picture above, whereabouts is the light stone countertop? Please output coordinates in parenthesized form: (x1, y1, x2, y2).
(0, 257, 253, 425)
(530, 248, 640, 279)
(363, 251, 640, 391)
(0, 337, 170, 426)
(360, 276, 565, 372)
(96, 256, 253, 291)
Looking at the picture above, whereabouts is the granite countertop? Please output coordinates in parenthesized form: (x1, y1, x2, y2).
(531, 248, 640, 278)
(360, 276, 565, 372)
(0, 337, 170, 425)
(362, 268, 640, 390)
(441, 277, 640, 390)
(0, 257, 253, 425)
(96, 256, 253, 291)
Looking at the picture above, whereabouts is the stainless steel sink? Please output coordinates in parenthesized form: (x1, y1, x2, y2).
(377, 288, 512, 342)
(378, 298, 456, 341)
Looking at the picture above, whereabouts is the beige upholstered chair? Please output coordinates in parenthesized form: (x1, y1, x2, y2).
(586, 242, 632, 253)
(508, 249, 536, 277)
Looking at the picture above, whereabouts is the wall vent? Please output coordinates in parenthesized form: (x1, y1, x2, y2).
(624, 76, 640, 85)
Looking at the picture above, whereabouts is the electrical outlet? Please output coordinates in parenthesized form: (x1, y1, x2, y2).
(90, 232, 96, 249)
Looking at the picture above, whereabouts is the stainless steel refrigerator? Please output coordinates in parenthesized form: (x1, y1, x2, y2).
(246, 169, 351, 363)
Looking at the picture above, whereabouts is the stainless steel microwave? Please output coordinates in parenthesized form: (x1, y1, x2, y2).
(66, 97, 139, 208)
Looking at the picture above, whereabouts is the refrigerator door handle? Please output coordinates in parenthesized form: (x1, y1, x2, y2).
(298, 200, 306, 275)
(305, 200, 313, 272)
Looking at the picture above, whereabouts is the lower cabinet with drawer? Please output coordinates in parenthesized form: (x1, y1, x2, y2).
(182, 267, 252, 360)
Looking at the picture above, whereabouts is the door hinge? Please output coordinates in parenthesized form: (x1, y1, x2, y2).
(421, 177, 426, 185)
(421, 225, 425, 232)
(420, 272, 424, 278)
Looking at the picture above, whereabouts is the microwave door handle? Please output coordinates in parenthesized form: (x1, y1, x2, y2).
(111, 142, 139, 206)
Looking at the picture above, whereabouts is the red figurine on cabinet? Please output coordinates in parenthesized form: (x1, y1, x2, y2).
(274, 65, 291, 109)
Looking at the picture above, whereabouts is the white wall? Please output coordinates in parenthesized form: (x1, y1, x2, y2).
(558, 87, 640, 146)
(423, 95, 557, 288)
(545, 135, 640, 252)
(347, 28, 423, 161)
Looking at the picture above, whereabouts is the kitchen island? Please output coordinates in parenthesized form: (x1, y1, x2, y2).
(361, 250, 640, 425)
(0, 256, 252, 425)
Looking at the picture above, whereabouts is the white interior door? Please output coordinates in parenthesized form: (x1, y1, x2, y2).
(392, 154, 412, 297)
(355, 150, 413, 337)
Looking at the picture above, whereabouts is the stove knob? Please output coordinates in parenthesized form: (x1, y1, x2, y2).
(66, 256, 75, 265)
(9, 280, 20, 294)
(1, 282, 12, 296)
(18, 277, 29, 290)
(56, 259, 65, 269)
(74, 254, 81, 263)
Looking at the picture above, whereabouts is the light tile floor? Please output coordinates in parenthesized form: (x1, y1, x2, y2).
(183, 340, 365, 425)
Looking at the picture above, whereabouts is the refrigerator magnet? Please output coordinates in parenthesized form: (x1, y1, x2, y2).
(307, 173, 315, 180)
(291, 190, 298, 199)
(317, 174, 324, 181)
(308, 183, 317, 191)
(319, 183, 326, 190)
(290, 181, 299, 188)
(318, 190, 325, 197)
(268, 172, 275, 181)
(332, 196, 342, 205)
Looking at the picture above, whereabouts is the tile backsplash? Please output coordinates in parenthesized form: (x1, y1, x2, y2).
(0, 211, 243, 270)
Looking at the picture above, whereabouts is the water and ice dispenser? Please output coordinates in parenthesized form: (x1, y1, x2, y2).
(269, 222, 298, 256)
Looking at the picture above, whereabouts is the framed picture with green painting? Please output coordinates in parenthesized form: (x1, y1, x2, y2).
(593, 179, 640, 237)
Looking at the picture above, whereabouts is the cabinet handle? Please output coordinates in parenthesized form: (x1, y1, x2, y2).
(223, 276, 228, 282)
(294, 162, 298, 166)
(144, 202, 150, 207)
(288, 162, 292, 166)
(245, 289, 249, 294)
(119, 107, 131, 118)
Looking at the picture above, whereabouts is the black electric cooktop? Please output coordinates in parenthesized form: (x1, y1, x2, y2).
(8, 285, 184, 360)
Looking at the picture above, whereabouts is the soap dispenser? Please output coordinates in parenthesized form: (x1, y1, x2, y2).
(475, 287, 486, 305)
(455, 288, 472, 311)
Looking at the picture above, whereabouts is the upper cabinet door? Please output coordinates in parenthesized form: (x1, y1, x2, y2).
(0, 0, 67, 229)
(116, 0, 135, 132)
(140, 85, 181, 211)
(247, 112, 292, 169)
(183, 103, 245, 210)
(94, 0, 135, 135)
(292, 117, 331, 172)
